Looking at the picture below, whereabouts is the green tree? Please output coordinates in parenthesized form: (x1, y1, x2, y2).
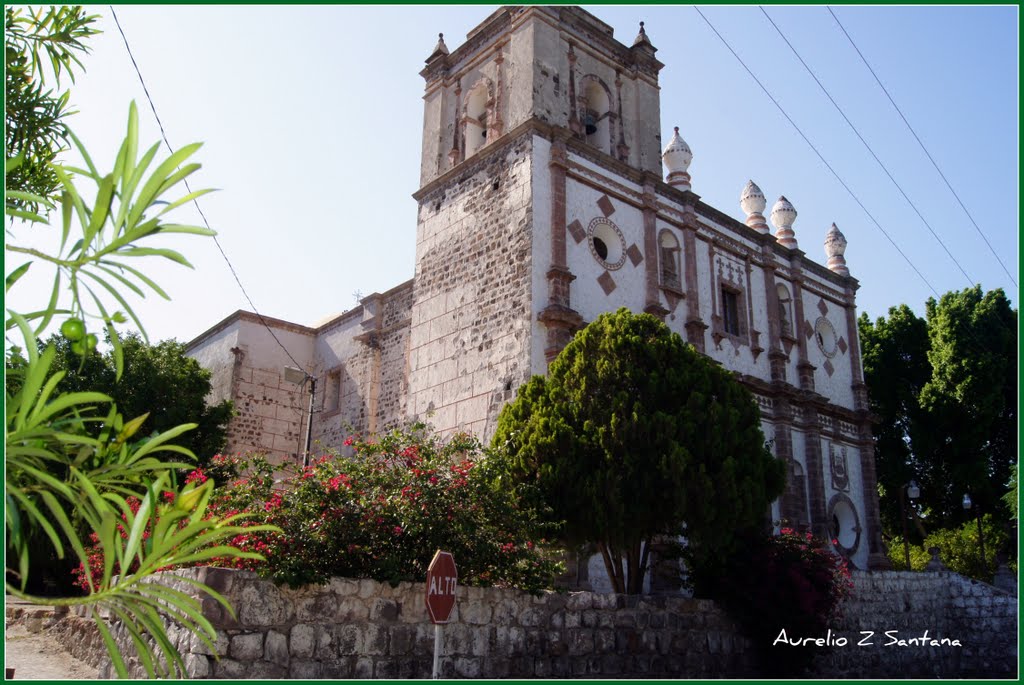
(44, 332, 233, 465)
(5, 6, 97, 212)
(859, 287, 1017, 554)
(919, 287, 1017, 527)
(857, 305, 932, 538)
(492, 309, 785, 595)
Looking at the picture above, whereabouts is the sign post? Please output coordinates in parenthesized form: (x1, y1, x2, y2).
(425, 550, 458, 680)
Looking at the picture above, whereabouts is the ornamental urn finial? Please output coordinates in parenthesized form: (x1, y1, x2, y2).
(662, 126, 692, 191)
(771, 196, 798, 249)
(824, 222, 849, 276)
(740, 180, 768, 234)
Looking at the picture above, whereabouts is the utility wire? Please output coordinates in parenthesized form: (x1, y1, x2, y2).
(827, 6, 1016, 289)
(693, 6, 939, 298)
(760, 6, 975, 288)
(109, 7, 309, 375)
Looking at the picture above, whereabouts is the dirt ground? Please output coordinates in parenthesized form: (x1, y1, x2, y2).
(4, 623, 98, 680)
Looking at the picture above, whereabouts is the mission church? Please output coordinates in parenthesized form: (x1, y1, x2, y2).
(187, 6, 888, 574)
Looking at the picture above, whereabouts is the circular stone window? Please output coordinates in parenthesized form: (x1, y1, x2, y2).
(827, 494, 861, 557)
(587, 217, 626, 270)
(814, 316, 838, 358)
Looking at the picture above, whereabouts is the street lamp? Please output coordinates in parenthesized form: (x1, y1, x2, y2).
(898, 480, 921, 569)
(962, 493, 988, 577)
(284, 366, 316, 468)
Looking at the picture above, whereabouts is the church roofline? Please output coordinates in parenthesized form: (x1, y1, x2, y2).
(186, 278, 417, 352)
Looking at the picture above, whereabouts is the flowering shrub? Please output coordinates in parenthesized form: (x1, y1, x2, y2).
(715, 527, 854, 676)
(201, 425, 562, 592)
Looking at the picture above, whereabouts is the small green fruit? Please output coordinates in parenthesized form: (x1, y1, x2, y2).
(84, 333, 98, 350)
(61, 318, 85, 341)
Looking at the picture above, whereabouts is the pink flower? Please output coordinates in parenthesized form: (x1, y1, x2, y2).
(343, 436, 355, 446)
(393, 526, 403, 535)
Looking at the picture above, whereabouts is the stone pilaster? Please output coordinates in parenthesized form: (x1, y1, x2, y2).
(538, 134, 583, 362)
(641, 181, 668, 320)
(680, 205, 706, 352)
(802, 406, 830, 540)
(790, 253, 814, 392)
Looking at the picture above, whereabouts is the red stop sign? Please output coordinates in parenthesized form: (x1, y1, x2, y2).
(425, 550, 458, 624)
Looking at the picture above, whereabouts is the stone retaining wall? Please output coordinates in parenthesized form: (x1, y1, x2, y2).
(810, 570, 1017, 678)
(48, 568, 1016, 679)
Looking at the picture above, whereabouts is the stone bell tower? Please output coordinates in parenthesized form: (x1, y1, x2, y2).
(407, 7, 665, 437)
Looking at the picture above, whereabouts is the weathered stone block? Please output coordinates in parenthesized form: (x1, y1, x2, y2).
(295, 593, 339, 622)
(237, 581, 291, 627)
(353, 657, 374, 679)
(290, 623, 316, 658)
(370, 598, 400, 622)
(456, 600, 490, 625)
(248, 661, 288, 679)
(289, 660, 321, 679)
(229, 632, 264, 661)
(357, 624, 389, 656)
(183, 653, 210, 679)
(213, 658, 247, 678)
(264, 629, 289, 667)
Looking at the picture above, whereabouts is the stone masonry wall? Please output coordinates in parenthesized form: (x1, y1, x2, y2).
(408, 134, 535, 440)
(53, 568, 1016, 679)
(62, 567, 756, 679)
(810, 570, 1018, 678)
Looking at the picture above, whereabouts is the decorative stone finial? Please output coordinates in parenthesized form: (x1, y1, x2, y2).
(662, 126, 692, 191)
(770, 196, 798, 249)
(633, 20, 652, 47)
(427, 32, 449, 61)
(740, 180, 769, 234)
(824, 222, 849, 276)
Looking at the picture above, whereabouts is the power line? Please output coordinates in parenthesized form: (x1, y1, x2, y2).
(759, 6, 975, 289)
(108, 7, 308, 374)
(692, 6, 939, 298)
(827, 6, 1017, 289)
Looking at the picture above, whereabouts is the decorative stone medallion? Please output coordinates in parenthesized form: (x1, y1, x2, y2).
(587, 217, 627, 271)
(814, 316, 838, 358)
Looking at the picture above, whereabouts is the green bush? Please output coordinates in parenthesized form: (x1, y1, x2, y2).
(716, 528, 854, 677)
(202, 424, 563, 592)
(887, 514, 1016, 582)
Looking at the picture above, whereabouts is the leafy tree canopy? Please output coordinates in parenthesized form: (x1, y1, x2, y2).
(493, 308, 784, 595)
(38, 332, 234, 466)
(5, 6, 98, 212)
(859, 286, 1017, 538)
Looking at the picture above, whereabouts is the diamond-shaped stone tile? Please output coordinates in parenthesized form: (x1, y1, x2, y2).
(837, 336, 848, 354)
(803, 319, 814, 340)
(817, 298, 829, 316)
(567, 219, 585, 244)
(597, 194, 615, 217)
(626, 243, 643, 266)
(823, 358, 835, 377)
(597, 271, 617, 295)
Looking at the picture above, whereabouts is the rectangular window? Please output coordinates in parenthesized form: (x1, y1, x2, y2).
(721, 288, 740, 336)
(660, 245, 680, 290)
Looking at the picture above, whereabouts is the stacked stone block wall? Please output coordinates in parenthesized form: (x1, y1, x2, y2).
(53, 568, 1016, 679)
(408, 134, 535, 439)
(810, 570, 1018, 678)
(228, 363, 308, 464)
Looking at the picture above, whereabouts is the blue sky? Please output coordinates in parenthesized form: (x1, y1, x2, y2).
(8, 5, 1018, 345)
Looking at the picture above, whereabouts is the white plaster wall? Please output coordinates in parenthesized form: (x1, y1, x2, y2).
(235, 320, 314, 374)
(565, 178, 646, 324)
(799, 284, 855, 409)
(187, 324, 240, 405)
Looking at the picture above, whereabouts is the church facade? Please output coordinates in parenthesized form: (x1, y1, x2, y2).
(187, 6, 887, 572)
